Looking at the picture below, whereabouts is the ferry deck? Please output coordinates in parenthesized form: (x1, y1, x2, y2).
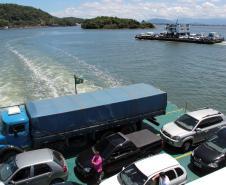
(66, 102, 213, 184)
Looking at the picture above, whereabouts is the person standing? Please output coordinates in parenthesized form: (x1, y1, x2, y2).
(152, 172, 170, 185)
(91, 150, 103, 184)
(159, 172, 170, 185)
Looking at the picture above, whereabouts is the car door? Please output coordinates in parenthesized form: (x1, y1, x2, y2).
(106, 144, 136, 173)
(28, 163, 52, 185)
(9, 167, 31, 185)
(203, 116, 224, 139)
(194, 117, 224, 143)
(193, 119, 210, 144)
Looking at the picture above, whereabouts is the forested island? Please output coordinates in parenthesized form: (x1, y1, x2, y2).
(0, 4, 154, 29)
(0, 4, 83, 28)
(81, 16, 154, 29)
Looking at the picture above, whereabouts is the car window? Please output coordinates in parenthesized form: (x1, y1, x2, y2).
(53, 151, 64, 167)
(12, 167, 30, 182)
(165, 170, 176, 180)
(8, 124, 25, 134)
(198, 117, 223, 129)
(34, 164, 51, 176)
(175, 167, 184, 177)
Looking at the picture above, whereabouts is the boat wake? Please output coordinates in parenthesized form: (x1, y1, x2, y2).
(216, 41, 226, 46)
(51, 47, 123, 88)
(8, 46, 59, 97)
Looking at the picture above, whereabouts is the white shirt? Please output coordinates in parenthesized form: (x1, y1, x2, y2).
(159, 176, 170, 185)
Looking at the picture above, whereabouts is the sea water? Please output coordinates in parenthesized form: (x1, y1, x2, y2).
(0, 25, 226, 112)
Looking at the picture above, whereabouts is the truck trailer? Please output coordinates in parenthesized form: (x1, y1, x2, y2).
(0, 83, 167, 161)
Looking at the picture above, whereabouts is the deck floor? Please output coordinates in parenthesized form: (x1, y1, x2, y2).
(66, 102, 212, 184)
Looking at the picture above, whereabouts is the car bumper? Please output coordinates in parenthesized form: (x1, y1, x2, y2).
(191, 156, 219, 170)
(160, 130, 183, 147)
(75, 161, 92, 180)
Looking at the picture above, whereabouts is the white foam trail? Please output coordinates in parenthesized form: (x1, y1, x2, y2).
(8, 46, 59, 97)
(52, 47, 122, 88)
(216, 41, 226, 46)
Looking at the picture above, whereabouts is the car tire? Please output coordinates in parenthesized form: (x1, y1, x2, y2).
(182, 141, 192, 152)
(50, 178, 64, 185)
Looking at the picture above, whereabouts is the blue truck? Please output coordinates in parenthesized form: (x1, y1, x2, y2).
(0, 83, 167, 161)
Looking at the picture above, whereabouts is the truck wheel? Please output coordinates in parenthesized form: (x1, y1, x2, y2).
(182, 141, 192, 152)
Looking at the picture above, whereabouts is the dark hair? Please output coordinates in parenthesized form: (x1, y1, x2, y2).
(160, 172, 165, 177)
(94, 150, 99, 155)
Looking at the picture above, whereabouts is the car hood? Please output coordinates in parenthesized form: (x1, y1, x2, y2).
(194, 143, 222, 163)
(163, 122, 190, 137)
(76, 148, 95, 169)
(100, 174, 119, 185)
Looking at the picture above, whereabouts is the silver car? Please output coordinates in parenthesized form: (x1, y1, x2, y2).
(160, 108, 226, 151)
(0, 148, 68, 185)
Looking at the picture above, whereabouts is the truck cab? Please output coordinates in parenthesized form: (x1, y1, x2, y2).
(0, 106, 31, 149)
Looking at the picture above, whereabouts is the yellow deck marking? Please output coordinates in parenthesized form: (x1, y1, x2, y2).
(166, 108, 184, 115)
(175, 151, 192, 160)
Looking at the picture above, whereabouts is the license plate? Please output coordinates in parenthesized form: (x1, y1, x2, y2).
(194, 161, 202, 168)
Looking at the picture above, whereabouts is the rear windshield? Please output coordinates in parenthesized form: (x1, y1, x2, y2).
(53, 151, 64, 167)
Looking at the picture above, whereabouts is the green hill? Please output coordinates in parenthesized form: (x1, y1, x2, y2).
(81, 16, 155, 29)
(0, 4, 83, 28)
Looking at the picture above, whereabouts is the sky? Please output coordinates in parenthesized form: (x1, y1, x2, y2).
(1, 0, 226, 20)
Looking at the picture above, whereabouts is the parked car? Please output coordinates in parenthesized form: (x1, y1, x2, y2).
(75, 129, 162, 180)
(160, 108, 226, 151)
(100, 153, 187, 185)
(191, 127, 226, 170)
(0, 148, 68, 185)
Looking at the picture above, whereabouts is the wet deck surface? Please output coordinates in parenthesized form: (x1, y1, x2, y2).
(65, 102, 213, 184)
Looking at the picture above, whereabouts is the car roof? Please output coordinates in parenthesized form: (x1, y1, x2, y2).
(16, 148, 53, 168)
(187, 108, 221, 120)
(135, 153, 180, 177)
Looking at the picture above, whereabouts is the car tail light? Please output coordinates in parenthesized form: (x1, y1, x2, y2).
(63, 165, 67, 173)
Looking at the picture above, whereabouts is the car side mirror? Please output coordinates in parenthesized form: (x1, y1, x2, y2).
(196, 128, 202, 132)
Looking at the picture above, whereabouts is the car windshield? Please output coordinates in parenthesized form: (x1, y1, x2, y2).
(175, 114, 198, 131)
(95, 134, 125, 158)
(0, 157, 18, 181)
(95, 138, 114, 158)
(119, 164, 147, 185)
(207, 136, 226, 153)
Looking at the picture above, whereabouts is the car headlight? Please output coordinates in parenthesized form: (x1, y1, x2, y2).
(84, 167, 92, 173)
(172, 136, 180, 141)
(208, 162, 218, 168)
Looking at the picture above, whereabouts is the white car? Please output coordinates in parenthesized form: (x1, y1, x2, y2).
(100, 153, 187, 185)
(160, 108, 226, 151)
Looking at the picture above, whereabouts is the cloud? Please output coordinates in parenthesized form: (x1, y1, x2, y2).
(51, 0, 226, 20)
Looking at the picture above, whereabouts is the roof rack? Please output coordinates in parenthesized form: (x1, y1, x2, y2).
(202, 112, 222, 118)
(195, 107, 209, 111)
